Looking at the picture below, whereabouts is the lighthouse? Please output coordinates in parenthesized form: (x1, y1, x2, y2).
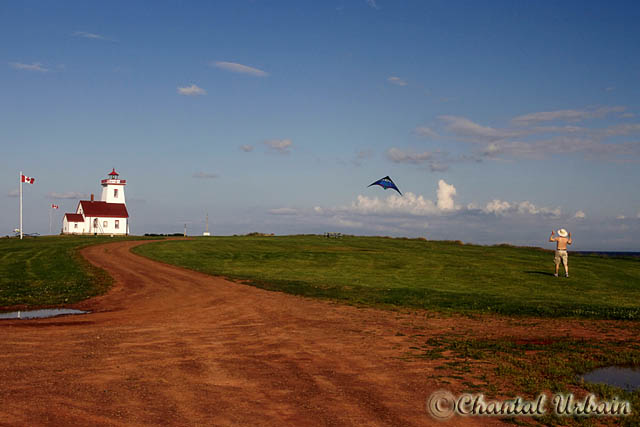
(101, 168, 126, 204)
(62, 169, 130, 235)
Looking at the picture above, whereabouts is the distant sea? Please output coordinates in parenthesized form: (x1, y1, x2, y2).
(574, 251, 640, 258)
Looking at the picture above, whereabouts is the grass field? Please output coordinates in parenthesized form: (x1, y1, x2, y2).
(2, 235, 639, 425)
(0, 235, 152, 309)
(133, 235, 640, 320)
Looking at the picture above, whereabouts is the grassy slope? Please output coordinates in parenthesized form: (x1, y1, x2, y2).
(134, 235, 640, 319)
(0, 235, 150, 309)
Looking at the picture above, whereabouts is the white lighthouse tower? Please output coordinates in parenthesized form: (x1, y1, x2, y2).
(101, 168, 126, 204)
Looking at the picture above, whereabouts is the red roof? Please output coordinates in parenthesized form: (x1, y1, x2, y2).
(79, 201, 129, 218)
(108, 168, 119, 176)
(65, 213, 85, 222)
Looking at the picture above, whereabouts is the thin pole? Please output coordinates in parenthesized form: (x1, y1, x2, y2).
(49, 206, 52, 234)
(19, 171, 23, 240)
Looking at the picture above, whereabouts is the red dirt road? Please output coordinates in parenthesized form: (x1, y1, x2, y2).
(0, 241, 634, 426)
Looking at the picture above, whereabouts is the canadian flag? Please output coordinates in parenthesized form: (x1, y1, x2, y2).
(52, 204, 59, 209)
(21, 175, 35, 184)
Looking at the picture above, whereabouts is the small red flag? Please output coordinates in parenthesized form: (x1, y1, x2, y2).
(21, 175, 35, 184)
(52, 204, 59, 209)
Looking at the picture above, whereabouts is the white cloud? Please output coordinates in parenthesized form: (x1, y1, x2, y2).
(483, 199, 560, 217)
(511, 106, 626, 125)
(348, 192, 439, 216)
(413, 126, 438, 139)
(386, 147, 432, 164)
(264, 139, 292, 154)
(617, 215, 626, 220)
(240, 144, 254, 152)
(48, 192, 87, 199)
(436, 179, 456, 210)
(517, 201, 561, 216)
(387, 76, 407, 86)
(72, 31, 109, 41)
(9, 62, 49, 72)
(193, 172, 219, 179)
(366, 0, 380, 9)
(484, 200, 511, 215)
(574, 210, 586, 219)
(212, 61, 268, 77)
(438, 115, 525, 141)
(344, 180, 457, 215)
(177, 84, 206, 96)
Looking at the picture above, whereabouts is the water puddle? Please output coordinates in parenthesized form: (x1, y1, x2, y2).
(0, 309, 89, 320)
(582, 366, 640, 392)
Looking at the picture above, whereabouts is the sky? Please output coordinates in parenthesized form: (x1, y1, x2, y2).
(1, 0, 640, 250)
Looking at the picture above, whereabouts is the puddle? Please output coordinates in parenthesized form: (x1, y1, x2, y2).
(0, 309, 89, 320)
(582, 366, 640, 392)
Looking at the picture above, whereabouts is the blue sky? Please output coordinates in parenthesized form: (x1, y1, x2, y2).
(2, 0, 640, 250)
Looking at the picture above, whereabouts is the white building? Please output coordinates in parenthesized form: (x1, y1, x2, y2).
(62, 169, 130, 235)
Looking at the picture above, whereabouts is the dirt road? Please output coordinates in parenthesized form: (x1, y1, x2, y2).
(0, 240, 633, 426)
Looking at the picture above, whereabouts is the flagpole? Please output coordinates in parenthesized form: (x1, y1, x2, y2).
(19, 171, 23, 240)
(49, 205, 52, 234)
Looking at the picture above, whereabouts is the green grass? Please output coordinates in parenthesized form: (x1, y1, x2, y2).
(414, 334, 640, 426)
(133, 235, 640, 320)
(0, 235, 152, 309)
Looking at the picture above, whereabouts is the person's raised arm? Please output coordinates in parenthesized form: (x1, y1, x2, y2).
(568, 231, 572, 245)
(549, 230, 556, 242)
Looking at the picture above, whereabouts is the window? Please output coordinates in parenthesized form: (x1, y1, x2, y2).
(74, 223, 78, 229)
(103, 221, 108, 228)
(115, 220, 120, 229)
(114, 189, 118, 198)
(93, 218, 98, 228)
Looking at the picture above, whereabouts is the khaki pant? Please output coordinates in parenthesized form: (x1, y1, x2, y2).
(554, 250, 568, 267)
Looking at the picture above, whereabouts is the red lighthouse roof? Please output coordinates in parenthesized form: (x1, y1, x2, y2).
(108, 168, 119, 176)
(79, 200, 129, 218)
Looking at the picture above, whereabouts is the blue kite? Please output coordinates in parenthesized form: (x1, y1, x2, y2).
(368, 176, 402, 195)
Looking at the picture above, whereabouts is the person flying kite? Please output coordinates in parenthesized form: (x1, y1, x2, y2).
(368, 176, 402, 195)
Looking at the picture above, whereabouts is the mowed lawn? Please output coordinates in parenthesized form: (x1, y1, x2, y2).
(0, 235, 147, 308)
(134, 235, 640, 320)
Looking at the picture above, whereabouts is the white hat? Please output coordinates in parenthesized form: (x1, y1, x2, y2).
(557, 228, 568, 237)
